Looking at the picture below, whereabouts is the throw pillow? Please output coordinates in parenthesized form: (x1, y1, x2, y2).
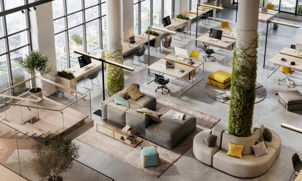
(256, 136, 267, 148)
(263, 127, 272, 142)
(227, 142, 244, 159)
(251, 141, 269, 157)
(136, 108, 162, 122)
(203, 131, 217, 147)
(126, 85, 145, 101)
(114, 95, 130, 108)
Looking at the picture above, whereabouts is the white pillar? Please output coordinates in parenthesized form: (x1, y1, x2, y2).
(29, 1, 57, 96)
(123, 0, 134, 41)
(106, 0, 124, 96)
(180, 0, 189, 14)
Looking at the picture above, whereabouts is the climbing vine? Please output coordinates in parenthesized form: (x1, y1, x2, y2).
(228, 30, 258, 137)
(106, 45, 124, 96)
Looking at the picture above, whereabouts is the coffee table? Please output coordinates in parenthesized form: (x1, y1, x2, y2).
(96, 118, 143, 148)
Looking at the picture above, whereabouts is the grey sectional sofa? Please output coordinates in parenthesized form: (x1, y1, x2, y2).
(193, 123, 281, 178)
(101, 84, 196, 149)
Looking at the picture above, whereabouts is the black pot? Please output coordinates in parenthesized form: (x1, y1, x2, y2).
(48, 176, 63, 181)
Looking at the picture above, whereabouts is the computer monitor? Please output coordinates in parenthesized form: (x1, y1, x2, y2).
(78, 55, 92, 68)
(209, 28, 223, 40)
(129, 36, 136, 44)
(174, 47, 189, 59)
(162, 16, 171, 27)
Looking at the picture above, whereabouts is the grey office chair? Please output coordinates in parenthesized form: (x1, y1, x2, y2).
(201, 43, 216, 61)
(132, 46, 146, 66)
(175, 25, 186, 40)
(290, 153, 302, 181)
(83, 71, 100, 90)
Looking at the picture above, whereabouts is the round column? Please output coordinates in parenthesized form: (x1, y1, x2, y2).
(106, 0, 124, 96)
(228, 0, 260, 137)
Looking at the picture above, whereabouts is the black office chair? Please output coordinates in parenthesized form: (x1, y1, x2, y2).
(201, 43, 216, 61)
(132, 46, 146, 66)
(291, 44, 296, 49)
(200, 13, 209, 25)
(175, 25, 186, 40)
(290, 153, 302, 181)
(154, 74, 170, 95)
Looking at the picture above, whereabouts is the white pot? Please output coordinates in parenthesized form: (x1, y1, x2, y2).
(29, 87, 43, 102)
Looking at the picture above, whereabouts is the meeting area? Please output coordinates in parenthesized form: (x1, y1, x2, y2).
(1, 0, 302, 181)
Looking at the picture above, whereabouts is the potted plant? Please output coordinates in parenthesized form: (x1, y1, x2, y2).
(18, 50, 51, 100)
(56, 70, 76, 95)
(31, 133, 79, 181)
(144, 30, 160, 47)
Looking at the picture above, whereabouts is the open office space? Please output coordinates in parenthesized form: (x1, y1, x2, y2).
(1, 0, 302, 181)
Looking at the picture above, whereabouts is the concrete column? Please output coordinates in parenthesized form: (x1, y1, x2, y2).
(180, 0, 189, 14)
(29, 1, 57, 96)
(123, 0, 134, 40)
(106, 0, 124, 96)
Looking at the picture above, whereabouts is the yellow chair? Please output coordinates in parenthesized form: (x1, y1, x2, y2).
(221, 21, 232, 32)
(279, 66, 295, 88)
(190, 50, 199, 59)
(267, 3, 274, 10)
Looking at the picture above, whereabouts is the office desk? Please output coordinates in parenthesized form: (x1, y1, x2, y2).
(259, 8, 278, 16)
(280, 47, 302, 58)
(147, 58, 204, 96)
(158, 18, 189, 31)
(164, 52, 205, 68)
(196, 33, 236, 50)
(67, 59, 103, 81)
(123, 34, 157, 56)
(258, 12, 275, 24)
(296, 171, 302, 181)
(207, 30, 236, 40)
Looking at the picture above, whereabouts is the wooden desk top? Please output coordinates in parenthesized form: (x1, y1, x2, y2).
(259, 8, 278, 16)
(164, 52, 205, 68)
(269, 53, 302, 72)
(157, 18, 188, 30)
(189, 7, 213, 15)
(196, 33, 235, 50)
(207, 30, 237, 40)
(67, 59, 102, 80)
(258, 12, 274, 23)
(295, 171, 302, 181)
(280, 47, 302, 58)
(147, 59, 194, 79)
(123, 34, 157, 55)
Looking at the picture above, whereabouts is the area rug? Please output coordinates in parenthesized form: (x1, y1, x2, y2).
(77, 95, 220, 178)
(204, 82, 267, 104)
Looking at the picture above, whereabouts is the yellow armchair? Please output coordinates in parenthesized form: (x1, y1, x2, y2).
(279, 66, 295, 88)
(267, 4, 274, 10)
(190, 50, 199, 59)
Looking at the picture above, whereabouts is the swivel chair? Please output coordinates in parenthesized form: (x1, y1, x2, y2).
(267, 3, 274, 10)
(221, 21, 232, 32)
(279, 66, 295, 88)
(132, 46, 146, 66)
(200, 13, 209, 25)
(190, 50, 199, 59)
(290, 153, 302, 181)
(154, 74, 170, 95)
(201, 43, 216, 61)
(175, 25, 186, 40)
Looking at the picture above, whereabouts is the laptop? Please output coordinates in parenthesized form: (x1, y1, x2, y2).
(296, 43, 302, 55)
(166, 61, 175, 69)
(174, 47, 189, 61)
(261, 7, 268, 12)
(129, 36, 136, 44)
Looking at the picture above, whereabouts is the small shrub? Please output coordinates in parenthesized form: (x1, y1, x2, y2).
(57, 70, 75, 80)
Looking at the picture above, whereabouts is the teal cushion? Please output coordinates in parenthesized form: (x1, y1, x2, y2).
(263, 127, 272, 142)
(114, 95, 129, 108)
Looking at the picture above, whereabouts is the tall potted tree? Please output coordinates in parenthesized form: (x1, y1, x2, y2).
(18, 50, 51, 100)
(31, 133, 79, 181)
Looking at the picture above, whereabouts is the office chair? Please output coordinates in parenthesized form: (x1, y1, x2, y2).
(200, 13, 209, 25)
(132, 46, 146, 66)
(84, 71, 100, 90)
(201, 43, 216, 61)
(267, 3, 274, 10)
(279, 66, 295, 88)
(190, 50, 199, 59)
(175, 25, 186, 40)
(290, 153, 302, 181)
(162, 36, 173, 49)
(291, 44, 296, 49)
(154, 74, 170, 95)
(221, 21, 232, 32)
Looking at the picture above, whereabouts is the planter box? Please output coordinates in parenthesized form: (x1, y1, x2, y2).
(55, 75, 76, 95)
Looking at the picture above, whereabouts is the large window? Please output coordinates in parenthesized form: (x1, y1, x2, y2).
(134, 0, 174, 35)
(52, 0, 107, 71)
(0, 0, 31, 93)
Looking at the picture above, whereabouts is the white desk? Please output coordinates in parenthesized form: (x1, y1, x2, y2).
(196, 33, 236, 51)
(123, 34, 157, 56)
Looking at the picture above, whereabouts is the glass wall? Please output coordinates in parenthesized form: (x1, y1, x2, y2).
(134, 0, 174, 35)
(0, 0, 31, 93)
(52, 0, 107, 71)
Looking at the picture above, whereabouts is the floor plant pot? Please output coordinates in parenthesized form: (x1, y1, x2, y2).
(48, 176, 63, 181)
(29, 87, 43, 101)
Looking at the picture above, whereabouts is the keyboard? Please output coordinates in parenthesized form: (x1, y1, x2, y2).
(178, 57, 185, 61)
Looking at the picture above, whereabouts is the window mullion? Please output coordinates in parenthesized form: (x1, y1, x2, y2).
(82, 0, 87, 53)
(99, 0, 103, 50)
(63, 0, 70, 68)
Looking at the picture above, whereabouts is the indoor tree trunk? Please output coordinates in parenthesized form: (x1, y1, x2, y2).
(228, 0, 260, 137)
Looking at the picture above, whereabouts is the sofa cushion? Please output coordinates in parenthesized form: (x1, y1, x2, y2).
(278, 90, 302, 104)
(193, 130, 220, 166)
(204, 131, 217, 147)
(256, 136, 267, 147)
(107, 102, 128, 124)
(253, 123, 264, 134)
(212, 127, 224, 148)
(252, 141, 269, 157)
(101, 90, 126, 118)
(136, 108, 162, 122)
(263, 127, 272, 142)
(126, 84, 145, 101)
(160, 109, 195, 126)
(265, 129, 282, 157)
(227, 142, 244, 158)
(126, 109, 151, 134)
(213, 147, 277, 178)
(127, 94, 156, 111)
(221, 130, 261, 155)
(114, 95, 130, 108)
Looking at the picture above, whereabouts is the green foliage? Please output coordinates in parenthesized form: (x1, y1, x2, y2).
(57, 70, 75, 80)
(106, 46, 124, 96)
(297, 5, 302, 14)
(228, 31, 258, 137)
(71, 34, 83, 45)
(31, 133, 79, 181)
(145, 30, 159, 36)
(203, 2, 215, 6)
(18, 50, 51, 91)
(176, 14, 190, 20)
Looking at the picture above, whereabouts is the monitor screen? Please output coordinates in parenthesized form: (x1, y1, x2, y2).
(162, 16, 171, 27)
(78, 55, 92, 68)
(209, 28, 223, 40)
(129, 36, 135, 43)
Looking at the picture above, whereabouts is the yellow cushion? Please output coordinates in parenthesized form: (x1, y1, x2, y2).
(208, 70, 231, 83)
(227, 142, 244, 158)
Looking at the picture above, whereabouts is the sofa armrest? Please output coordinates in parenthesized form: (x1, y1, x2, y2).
(107, 102, 128, 124)
(101, 90, 126, 118)
(212, 127, 224, 148)
(126, 109, 151, 134)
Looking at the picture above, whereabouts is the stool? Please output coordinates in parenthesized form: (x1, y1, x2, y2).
(278, 90, 302, 111)
(208, 70, 231, 89)
(141, 146, 160, 168)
